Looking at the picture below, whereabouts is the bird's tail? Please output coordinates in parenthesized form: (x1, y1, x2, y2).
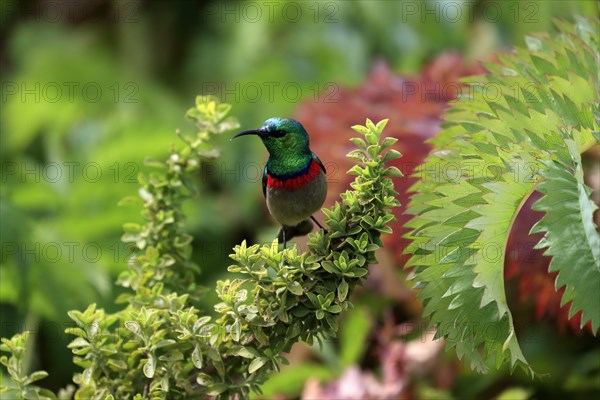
(277, 219, 313, 243)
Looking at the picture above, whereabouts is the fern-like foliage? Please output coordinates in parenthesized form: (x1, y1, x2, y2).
(404, 17, 599, 376)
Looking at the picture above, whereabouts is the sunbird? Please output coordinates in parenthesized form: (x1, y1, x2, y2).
(233, 117, 327, 249)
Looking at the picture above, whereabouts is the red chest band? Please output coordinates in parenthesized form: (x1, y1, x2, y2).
(267, 160, 321, 190)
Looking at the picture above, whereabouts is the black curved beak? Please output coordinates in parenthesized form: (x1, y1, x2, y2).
(232, 128, 265, 140)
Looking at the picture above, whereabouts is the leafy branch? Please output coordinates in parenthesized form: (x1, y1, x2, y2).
(0, 96, 400, 399)
(0, 332, 56, 400)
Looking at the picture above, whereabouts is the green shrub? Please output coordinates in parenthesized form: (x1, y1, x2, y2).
(1, 97, 400, 399)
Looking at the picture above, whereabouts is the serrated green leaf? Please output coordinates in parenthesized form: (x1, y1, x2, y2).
(404, 18, 600, 375)
(532, 154, 600, 332)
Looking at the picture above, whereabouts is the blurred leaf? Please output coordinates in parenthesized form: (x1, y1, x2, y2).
(339, 306, 371, 368)
(254, 363, 333, 398)
(497, 387, 532, 400)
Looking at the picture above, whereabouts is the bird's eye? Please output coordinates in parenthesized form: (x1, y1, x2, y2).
(270, 130, 286, 138)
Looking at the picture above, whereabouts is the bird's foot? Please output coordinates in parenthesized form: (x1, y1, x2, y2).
(310, 215, 328, 234)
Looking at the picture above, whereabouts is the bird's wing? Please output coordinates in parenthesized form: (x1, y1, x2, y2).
(311, 152, 326, 174)
(262, 164, 268, 197)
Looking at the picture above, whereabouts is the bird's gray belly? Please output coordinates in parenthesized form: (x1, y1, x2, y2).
(266, 171, 327, 227)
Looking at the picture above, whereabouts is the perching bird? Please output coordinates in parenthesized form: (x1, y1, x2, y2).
(233, 117, 327, 249)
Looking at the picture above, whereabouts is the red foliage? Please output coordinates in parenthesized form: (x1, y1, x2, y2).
(296, 53, 486, 267)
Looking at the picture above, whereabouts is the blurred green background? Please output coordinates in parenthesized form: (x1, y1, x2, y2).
(1, 0, 598, 398)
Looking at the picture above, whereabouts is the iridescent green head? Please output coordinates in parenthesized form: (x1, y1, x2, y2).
(233, 117, 310, 157)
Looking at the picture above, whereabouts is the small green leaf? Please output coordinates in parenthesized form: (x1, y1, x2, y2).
(249, 357, 267, 374)
(107, 359, 127, 371)
(337, 279, 349, 302)
(375, 119, 389, 133)
(349, 268, 368, 278)
(287, 281, 303, 296)
(192, 344, 203, 369)
(67, 338, 90, 348)
(367, 145, 379, 158)
(321, 261, 339, 274)
(143, 355, 156, 378)
(193, 316, 212, 332)
(82, 367, 93, 385)
(124, 321, 140, 336)
(365, 118, 377, 133)
(347, 149, 366, 161)
(196, 373, 212, 386)
(365, 132, 378, 145)
(382, 149, 402, 162)
(327, 304, 342, 314)
(351, 125, 369, 135)
(151, 339, 175, 351)
(207, 384, 228, 396)
(380, 136, 398, 151)
(383, 166, 403, 177)
(231, 320, 242, 342)
(25, 370, 48, 384)
(349, 137, 367, 149)
(232, 347, 257, 359)
(347, 165, 364, 176)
